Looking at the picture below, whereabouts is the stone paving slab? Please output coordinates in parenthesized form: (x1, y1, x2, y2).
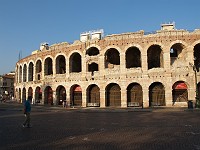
(1, 103, 200, 150)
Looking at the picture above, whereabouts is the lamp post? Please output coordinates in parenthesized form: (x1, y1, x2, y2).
(193, 65, 200, 108)
(189, 61, 200, 108)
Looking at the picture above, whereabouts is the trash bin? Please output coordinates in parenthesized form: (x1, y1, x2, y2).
(188, 100, 193, 109)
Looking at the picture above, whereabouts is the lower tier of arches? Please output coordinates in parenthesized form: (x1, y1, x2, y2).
(15, 81, 200, 108)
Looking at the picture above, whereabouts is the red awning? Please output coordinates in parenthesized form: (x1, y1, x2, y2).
(173, 82, 187, 89)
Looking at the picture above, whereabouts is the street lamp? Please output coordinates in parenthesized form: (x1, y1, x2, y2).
(190, 59, 200, 108)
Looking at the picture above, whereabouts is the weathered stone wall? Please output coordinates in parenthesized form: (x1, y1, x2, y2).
(14, 28, 200, 108)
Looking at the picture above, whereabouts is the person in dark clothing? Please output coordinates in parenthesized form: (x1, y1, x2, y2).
(22, 96, 32, 128)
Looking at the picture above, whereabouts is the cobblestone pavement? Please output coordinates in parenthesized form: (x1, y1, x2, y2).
(1, 102, 200, 150)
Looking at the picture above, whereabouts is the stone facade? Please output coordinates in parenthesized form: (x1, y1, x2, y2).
(14, 24, 200, 108)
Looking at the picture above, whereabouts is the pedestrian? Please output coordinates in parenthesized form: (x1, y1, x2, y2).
(22, 96, 32, 128)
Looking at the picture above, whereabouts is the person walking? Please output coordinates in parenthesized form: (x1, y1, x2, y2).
(22, 96, 32, 128)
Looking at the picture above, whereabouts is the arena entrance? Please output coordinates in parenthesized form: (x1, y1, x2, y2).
(44, 86, 53, 105)
(71, 85, 82, 106)
(87, 84, 100, 107)
(106, 83, 121, 107)
(56, 85, 66, 105)
(127, 83, 143, 107)
(22, 88, 26, 102)
(35, 87, 42, 103)
(28, 87, 33, 98)
(149, 82, 165, 106)
(172, 81, 188, 103)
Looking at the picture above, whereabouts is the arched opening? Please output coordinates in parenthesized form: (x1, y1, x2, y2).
(56, 55, 66, 74)
(172, 81, 188, 104)
(127, 83, 143, 107)
(86, 47, 99, 56)
(36, 60, 42, 80)
(35, 87, 42, 103)
(44, 86, 53, 105)
(70, 53, 82, 73)
(19, 88, 21, 103)
(105, 48, 120, 68)
(28, 62, 34, 81)
(71, 85, 82, 106)
(56, 85, 66, 105)
(44, 57, 53, 75)
(19, 66, 22, 83)
(194, 44, 200, 72)
(87, 84, 100, 107)
(23, 64, 27, 82)
(106, 83, 121, 107)
(170, 43, 185, 67)
(147, 45, 163, 69)
(88, 62, 99, 73)
(22, 88, 26, 102)
(149, 82, 165, 106)
(28, 87, 33, 98)
(126, 47, 141, 68)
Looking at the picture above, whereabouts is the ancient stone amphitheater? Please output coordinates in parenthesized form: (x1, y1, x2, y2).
(14, 23, 200, 108)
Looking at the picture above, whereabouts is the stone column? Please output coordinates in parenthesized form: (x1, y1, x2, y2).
(82, 87, 87, 107)
(53, 58, 56, 78)
(100, 89, 106, 107)
(53, 90, 57, 106)
(121, 88, 127, 108)
(142, 86, 149, 108)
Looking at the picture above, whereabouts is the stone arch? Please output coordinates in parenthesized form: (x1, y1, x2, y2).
(69, 52, 82, 73)
(172, 81, 188, 104)
(149, 82, 165, 106)
(170, 43, 187, 67)
(35, 59, 42, 80)
(56, 55, 66, 74)
(88, 62, 98, 73)
(127, 83, 143, 107)
(23, 64, 27, 82)
(22, 87, 26, 102)
(194, 43, 200, 72)
(19, 88, 21, 103)
(105, 83, 121, 107)
(35, 86, 42, 103)
(70, 84, 82, 106)
(28, 87, 33, 98)
(19, 65, 22, 83)
(56, 85, 66, 105)
(126, 46, 141, 68)
(28, 62, 34, 81)
(44, 86, 53, 105)
(86, 84, 100, 107)
(86, 47, 100, 56)
(105, 48, 120, 69)
(147, 44, 163, 69)
(44, 57, 53, 75)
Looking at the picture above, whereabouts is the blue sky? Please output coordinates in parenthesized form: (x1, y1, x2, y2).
(0, 0, 200, 75)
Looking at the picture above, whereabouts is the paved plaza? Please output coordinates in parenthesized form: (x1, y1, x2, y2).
(1, 102, 200, 150)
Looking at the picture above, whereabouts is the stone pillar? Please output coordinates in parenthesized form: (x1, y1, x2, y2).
(99, 54, 105, 80)
(82, 88, 87, 107)
(121, 88, 127, 108)
(53, 58, 56, 78)
(42, 61, 45, 80)
(165, 83, 173, 106)
(163, 47, 171, 71)
(120, 53, 126, 79)
(100, 89, 106, 107)
(81, 56, 87, 81)
(66, 89, 71, 107)
(142, 54, 148, 71)
(53, 90, 57, 106)
(142, 86, 149, 108)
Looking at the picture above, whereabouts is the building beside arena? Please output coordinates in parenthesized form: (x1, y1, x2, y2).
(14, 23, 200, 108)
